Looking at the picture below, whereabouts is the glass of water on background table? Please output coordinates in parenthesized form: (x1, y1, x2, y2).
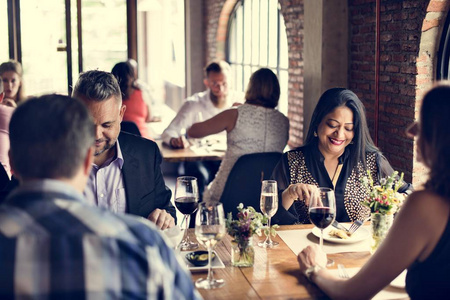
(258, 180, 279, 248)
(195, 201, 226, 289)
(174, 176, 199, 251)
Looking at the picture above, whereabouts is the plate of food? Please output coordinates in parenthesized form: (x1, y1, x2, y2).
(184, 250, 225, 271)
(311, 226, 370, 244)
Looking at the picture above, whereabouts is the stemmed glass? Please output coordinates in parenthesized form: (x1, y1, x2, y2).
(308, 187, 336, 266)
(174, 176, 199, 251)
(195, 201, 226, 289)
(258, 180, 279, 248)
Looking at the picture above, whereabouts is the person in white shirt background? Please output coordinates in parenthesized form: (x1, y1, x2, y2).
(162, 60, 243, 204)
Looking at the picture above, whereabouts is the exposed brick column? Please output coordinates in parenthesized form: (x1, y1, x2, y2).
(413, 0, 450, 187)
(349, 0, 428, 183)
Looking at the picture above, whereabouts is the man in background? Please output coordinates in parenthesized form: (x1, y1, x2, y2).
(72, 70, 176, 229)
(162, 61, 243, 198)
(0, 95, 200, 298)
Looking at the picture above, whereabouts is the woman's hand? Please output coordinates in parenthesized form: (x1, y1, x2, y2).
(298, 244, 327, 274)
(282, 184, 319, 210)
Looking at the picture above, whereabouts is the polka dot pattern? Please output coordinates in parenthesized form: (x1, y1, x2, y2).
(286, 150, 380, 223)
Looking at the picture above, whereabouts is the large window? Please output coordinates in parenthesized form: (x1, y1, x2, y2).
(0, 1, 8, 61)
(137, 0, 185, 114)
(4, 0, 128, 96)
(227, 0, 288, 115)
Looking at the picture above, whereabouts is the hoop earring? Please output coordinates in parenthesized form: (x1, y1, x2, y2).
(314, 131, 318, 137)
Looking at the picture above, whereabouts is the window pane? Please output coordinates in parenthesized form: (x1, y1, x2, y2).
(82, 0, 127, 72)
(20, 0, 68, 95)
(0, 1, 8, 61)
(236, 65, 243, 92)
(251, 0, 260, 65)
(268, 0, 278, 67)
(278, 70, 288, 115)
(227, 0, 289, 117)
(228, 14, 237, 63)
(259, 0, 268, 66)
(279, 18, 288, 69)
(236, 6, 243, 64)
(243, 0, 252, 64)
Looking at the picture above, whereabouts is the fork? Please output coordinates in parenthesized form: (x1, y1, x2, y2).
(337, 264, 350, 279)
(348, 220, 363, 234)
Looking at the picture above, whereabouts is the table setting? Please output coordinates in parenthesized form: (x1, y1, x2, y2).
(163, 175, 408, 299)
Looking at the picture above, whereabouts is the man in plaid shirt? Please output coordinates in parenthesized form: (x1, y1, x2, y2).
(0, 94, 201, 299)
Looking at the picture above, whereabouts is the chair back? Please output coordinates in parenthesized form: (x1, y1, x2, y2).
(121, 121, 141, 136)
(0, 164, 9, 192)
(220, 152, 282, 218)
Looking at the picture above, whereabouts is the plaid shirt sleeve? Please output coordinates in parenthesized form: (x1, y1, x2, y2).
(0, 195, 202, 300)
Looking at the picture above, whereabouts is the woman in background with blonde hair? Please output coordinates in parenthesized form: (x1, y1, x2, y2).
(0, 60, 25, 106)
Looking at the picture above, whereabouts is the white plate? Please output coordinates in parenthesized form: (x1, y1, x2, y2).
(390, 270, 407, 288)
(183, 251, 225, 272)
(312, 226, 370, 244)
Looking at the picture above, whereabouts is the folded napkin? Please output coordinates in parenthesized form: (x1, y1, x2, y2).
(278, 227, 370, 255)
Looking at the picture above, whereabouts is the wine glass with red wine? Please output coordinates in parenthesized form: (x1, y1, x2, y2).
(309, 187, 336, 266)
(175, 176, 199, 251)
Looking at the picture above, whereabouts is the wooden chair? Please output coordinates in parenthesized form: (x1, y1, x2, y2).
(220, 152, 282, 218)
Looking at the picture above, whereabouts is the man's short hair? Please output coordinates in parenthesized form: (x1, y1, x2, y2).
(72, 70, 122, 103)
(9, 94, 95, 179)
(204, 60, 231, 78)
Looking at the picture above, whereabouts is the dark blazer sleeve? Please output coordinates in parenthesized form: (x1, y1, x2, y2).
(119, 133, 176, 222)
(271, 153, 299, 225)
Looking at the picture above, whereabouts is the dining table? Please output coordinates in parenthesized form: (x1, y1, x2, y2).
(183, 224, 409, 300)
(156, 136, 227, 163)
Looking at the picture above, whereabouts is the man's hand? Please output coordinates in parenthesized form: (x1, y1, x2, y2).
(147, 208, 175, 230)
(170, 137, 189, 149)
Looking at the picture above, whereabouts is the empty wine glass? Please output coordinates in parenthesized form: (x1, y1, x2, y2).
(175, 176, 199, 251)
(309, 187, 336, 266)
(258, 180, 279, 248)
(195, 201, 226, 289)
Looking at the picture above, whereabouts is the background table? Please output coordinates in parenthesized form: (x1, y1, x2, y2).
(185, 224, 408, 299)
(156, 138, 226, 163)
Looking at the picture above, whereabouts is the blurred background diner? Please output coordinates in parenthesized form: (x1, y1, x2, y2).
(0, 60, 25, 107)
(112, 60, 153, 139)
(188, 67, 289, 204)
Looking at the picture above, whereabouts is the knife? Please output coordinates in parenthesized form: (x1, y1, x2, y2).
(332, 220, 350, 233)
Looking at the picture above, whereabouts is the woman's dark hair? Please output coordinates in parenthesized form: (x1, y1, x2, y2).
(111, 62, 135, 100)
(304, 88, 379, 169)
(420, 83, 450, 199)
(245, 68, 280, 108)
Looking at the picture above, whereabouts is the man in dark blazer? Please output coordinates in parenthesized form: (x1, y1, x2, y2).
(72, 70, 176, 229)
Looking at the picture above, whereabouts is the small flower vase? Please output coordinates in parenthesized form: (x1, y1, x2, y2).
(231, 237, 255, 267)
(370, 213, 394, 253)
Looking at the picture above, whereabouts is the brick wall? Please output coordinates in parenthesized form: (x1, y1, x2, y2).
(349, 0, 429, 183)
(203, 0, 449, 184)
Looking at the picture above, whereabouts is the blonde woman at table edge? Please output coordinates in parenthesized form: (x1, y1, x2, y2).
(297, 83, 450, 300)
(187, 68, 289, 203)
